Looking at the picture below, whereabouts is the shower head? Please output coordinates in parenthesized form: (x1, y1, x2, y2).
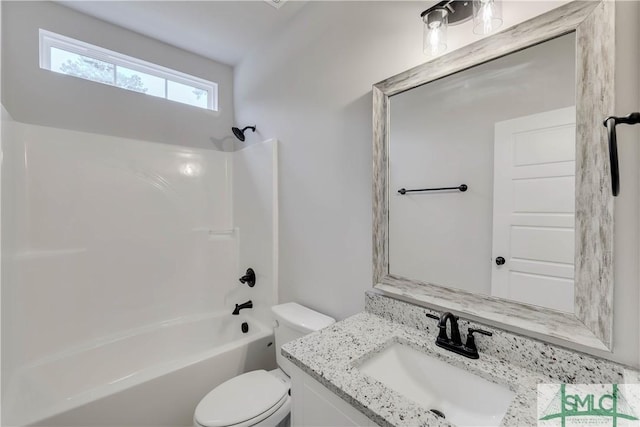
(231, 126, 256, 142)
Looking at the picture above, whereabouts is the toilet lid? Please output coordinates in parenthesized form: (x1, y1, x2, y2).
(195, 370, 289, 427)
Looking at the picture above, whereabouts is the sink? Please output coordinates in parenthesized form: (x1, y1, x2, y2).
(357, 342, 515, 426)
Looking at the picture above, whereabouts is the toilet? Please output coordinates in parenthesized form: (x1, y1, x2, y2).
(194, 303, 335, 427)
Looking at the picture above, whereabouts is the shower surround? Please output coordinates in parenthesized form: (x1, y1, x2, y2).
(1, 118, 278, 426)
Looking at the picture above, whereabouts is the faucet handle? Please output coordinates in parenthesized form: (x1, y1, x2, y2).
(425, 312, 459, 322)
(465, 328, 493, 352)
(239, 268, 256, 287)
(468, 328, 492, 337)
(425, 313, 447, 341)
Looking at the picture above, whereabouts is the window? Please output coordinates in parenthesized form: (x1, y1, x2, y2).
(39, 29, 218, 111)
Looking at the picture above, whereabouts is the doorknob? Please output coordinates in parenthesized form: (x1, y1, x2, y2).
(495, 257, 506, 266)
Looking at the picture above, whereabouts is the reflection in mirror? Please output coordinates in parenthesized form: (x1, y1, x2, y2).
(388, 33, 576, 313)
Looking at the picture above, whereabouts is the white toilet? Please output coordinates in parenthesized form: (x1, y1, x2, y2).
(194, 303, 335, 427)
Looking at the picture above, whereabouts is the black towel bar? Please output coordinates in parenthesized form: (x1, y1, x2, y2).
(603, 113, 640, 196)
(398, 184, 468, 195)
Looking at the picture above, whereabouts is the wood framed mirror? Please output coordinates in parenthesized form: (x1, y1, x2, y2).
(372, 1, 614, 351)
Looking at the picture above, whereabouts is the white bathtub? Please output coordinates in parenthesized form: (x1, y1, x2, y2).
(3, 312, 276, 427)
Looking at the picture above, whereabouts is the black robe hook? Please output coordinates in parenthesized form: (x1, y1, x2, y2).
(603, 112, 640, 196)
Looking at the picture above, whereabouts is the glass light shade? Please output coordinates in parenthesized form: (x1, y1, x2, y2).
(423, 8, 448, 56)
(473, 0, 503, 35)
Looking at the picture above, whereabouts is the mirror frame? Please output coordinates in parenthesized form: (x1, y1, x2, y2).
(372, 1, 614, 351)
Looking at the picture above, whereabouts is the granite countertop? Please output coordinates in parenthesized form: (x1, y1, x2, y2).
(282, 311, 551, 426)
(282, 293, 638, 426)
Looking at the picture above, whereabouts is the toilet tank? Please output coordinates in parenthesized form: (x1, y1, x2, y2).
(271, 303, 334, 375)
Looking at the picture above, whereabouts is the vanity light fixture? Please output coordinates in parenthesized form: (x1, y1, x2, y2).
(420, 0, 502, 56)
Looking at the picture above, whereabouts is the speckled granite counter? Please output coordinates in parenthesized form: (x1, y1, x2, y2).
(281, 292, 638, 427)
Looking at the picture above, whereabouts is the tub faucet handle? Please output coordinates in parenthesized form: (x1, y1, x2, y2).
(239, 268, 256, 287)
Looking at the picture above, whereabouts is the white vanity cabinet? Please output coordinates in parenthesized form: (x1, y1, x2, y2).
(289, 364, 377, 426)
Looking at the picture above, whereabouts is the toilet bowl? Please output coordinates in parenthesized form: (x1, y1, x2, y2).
(194, 369, 291, 427)
(193, 303, 334, 427)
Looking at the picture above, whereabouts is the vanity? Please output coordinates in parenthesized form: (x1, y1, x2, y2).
(282, 1, 639, 426)
(283, 292, 637, 426)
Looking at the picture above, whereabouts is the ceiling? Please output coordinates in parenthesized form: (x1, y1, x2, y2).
(57, 0, 309, 66)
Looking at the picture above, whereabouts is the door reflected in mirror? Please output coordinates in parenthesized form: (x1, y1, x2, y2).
(388, 33, 576, 313)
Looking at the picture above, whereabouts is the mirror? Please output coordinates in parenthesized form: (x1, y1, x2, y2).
(373, 1, 614, 351)
(389, 33, 576, 314)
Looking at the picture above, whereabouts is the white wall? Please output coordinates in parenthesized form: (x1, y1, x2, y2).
(1, 1, 235, 150)
(0, 1, 4, 423)
(0, 107, 15, 422)
(389, 33, 575, 297)
(612, 1, 640, 369)
(235, 1, 640, 367)
(233, 139, 279, 324)
(2, 122, 237, 370)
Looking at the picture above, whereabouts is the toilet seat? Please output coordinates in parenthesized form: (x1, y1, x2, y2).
(194, 370, 289, 427)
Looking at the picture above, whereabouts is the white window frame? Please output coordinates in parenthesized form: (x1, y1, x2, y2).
(39, 29, 218, 111)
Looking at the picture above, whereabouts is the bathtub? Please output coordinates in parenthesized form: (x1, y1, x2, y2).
(3, 312, 276, 427)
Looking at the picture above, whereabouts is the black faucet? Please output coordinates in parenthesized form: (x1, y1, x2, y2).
(239, 268, 256, 287)
(426, 312, 492, 359)
(232, 300, 253, 315)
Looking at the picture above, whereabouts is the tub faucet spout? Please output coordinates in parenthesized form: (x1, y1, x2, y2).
(232, 300, 253, 315)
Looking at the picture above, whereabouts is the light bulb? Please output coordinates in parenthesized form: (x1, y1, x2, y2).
(473, 0, 503, 35)
(423, 8, 448, 56)
(481, 2, 494, 33)
(429, 24, 442, 54)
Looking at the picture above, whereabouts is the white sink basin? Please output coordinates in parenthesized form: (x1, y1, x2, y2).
(357, 342, 515, 426)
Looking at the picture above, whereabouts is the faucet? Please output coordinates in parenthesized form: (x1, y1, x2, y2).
(426, 312, 492, 359)
(232, 300, 253, 315)
(437, 312, 462, 346)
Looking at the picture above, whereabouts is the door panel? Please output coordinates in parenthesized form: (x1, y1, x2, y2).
(512, 176, 575, 213)
(510, 227, 574, 264)
(508, 271, 574, 312)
